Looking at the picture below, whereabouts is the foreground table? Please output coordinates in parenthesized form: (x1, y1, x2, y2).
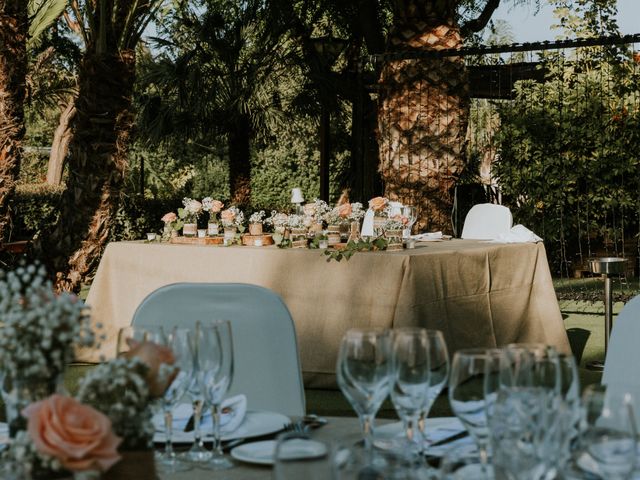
(159, 416, 368, 480)
(80, 240, 569, 387)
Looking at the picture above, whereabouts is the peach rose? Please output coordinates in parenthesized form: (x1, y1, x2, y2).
(210, 200, 224, 213)
(369, 196, 388, 212)
(23, 394, 121, 472)
(124, 339, 176, 397)
(161, 212, 177, 223)
(338, 203, 352, 218)
(220, 209, 236, 223)
(303, 203, 316, 217)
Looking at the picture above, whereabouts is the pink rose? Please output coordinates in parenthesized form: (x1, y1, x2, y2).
(124, 339, 177, 397)
(369, 196, 388, 212)
(23, 395, 121, 472)
(220, 209, 236, 222)
(338, 203, 352, 218)
(210, 200, 224, 213)
(161, 212, 177, 223)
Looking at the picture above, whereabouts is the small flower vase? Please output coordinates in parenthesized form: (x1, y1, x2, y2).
(327, 225, 341, 246)
(224, 226, 237, 241)
(373, 215, 387, 237)
(385, 229, 404, 251)
(249, 223, 263, 236)
(207, 222, 219, 236)
(347, 221, 361, 243)
(309, 222, 323, 234)
(290, 228, 308, 248)
(183, 223, 197, 237)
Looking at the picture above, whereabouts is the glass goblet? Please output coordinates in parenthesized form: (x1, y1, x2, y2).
(400, 206, 417, 239)
(336, 328, 391, 456)
(389, 328, 431, 453)
(197, 321, 234, 470)
(417, 330, 449, 446)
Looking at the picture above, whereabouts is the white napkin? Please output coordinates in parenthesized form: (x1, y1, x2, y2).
(361, 209, 375, 237)
(411, 231, 451, 242)
(491, 224, 542, 243)
(153, 394, 247, 434)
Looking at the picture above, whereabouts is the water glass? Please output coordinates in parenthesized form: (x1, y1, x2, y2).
(418, 330, 449, 444)
(401, 206, 418, 238)
(448, 348, 501, 466)
(336, 328, 391, 454)
(567, 384, 637, 480)
(440, 443, 494, 480)
(197, 321, 234, 470)
(390, 328, 431, 451)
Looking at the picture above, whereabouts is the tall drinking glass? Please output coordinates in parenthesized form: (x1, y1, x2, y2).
(389, 328, 430, 452)
(155, 327, 194, 473)
(336, 328, 391, 456)
(400, 206, 417, 239)
(197, 321, 234, 470)
(448, 348, 501, 478)
(417, 330, 449, 445)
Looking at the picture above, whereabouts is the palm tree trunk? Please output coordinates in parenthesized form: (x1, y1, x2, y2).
(0, 0, 27, 241)
(228, 115, 252, 207)
(378, 1, 468, 234)
(46, 99, 76, 185)
(45, 50, 136, 291)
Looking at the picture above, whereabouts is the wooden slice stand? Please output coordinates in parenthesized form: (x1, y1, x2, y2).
(170, 236, 224, 245)
(241, 234, 274, 246)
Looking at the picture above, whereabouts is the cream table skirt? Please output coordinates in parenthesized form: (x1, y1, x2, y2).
(79, 240, 569, 388)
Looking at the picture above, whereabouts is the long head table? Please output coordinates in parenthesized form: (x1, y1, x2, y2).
(79, 240, 569, 388)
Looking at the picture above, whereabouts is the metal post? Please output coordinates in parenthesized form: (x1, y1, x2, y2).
(604, 274, 612, 355)
(319, 103, 330, 202)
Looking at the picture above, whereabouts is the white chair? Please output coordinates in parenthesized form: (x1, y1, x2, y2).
(602, 295, 640, 387)
(460, 203, 513, 240)
(131, 282, 306, 417)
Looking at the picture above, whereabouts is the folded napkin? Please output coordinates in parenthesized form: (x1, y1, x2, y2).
(361, 209, 375, 237)
(153, 394, 247, 434)
(491, 224, 542, 244)
(411, 231, 451, 242)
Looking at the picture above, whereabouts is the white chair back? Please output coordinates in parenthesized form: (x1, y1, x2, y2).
(602, 295, 640, 387)
(131, 282, 306, 416)
(460, 203, 513, 240)
(361, 209, 375, 237)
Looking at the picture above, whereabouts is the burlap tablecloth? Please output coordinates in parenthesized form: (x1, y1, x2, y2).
(79, 240, 569, 387)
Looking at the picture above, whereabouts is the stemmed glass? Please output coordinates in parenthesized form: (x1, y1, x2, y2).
(155, 327, 194, 473)
(566, 385, 637, 480)
(400, 206, 417, 239)
(197, 321, 234, 470)
(448, 348, 501, 479)
(389, 328, 431, 453)
(417, 330, 449, 446)
(336, 328, 391, 456)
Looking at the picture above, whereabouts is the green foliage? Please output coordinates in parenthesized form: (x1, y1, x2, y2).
(9, 184, 64, 241)
(323, 237, 388, 262)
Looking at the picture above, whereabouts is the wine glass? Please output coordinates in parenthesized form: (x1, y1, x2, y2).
(116, 325, 158, 356)
(570, 385, 637, 480)
(417, 330, 449, 446)
(400, 206, 418, 239)
(389, 328, 431, 453)
(448, 348, 501, 478)
(336, 328, 391, 456)
(155, 327, 194, 473)
(197, 321, 234, 470)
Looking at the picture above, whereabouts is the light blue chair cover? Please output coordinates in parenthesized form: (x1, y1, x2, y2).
(603, 294, 640, 387)
(131, 282, 306, 416)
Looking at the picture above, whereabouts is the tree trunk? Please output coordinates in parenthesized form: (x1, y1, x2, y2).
(377, 1, 468, 234)
(44, 50, 136, 292)
(46, 99, 76, 185)
(0, 0, 27, 241)
(228, 115, 252, 207)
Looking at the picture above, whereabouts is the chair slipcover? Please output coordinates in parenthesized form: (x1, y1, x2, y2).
(131, 282, 306, 416)
(460, 203, 513, 240)
(603, 295, 640, 387)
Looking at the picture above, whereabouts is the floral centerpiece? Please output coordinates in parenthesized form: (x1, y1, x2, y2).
(287, 214, 308, 248)
(384, 214, 409, 251)
(303, 199, 330, 232)
(220, 206, 245, 241)
(179, 198, 203, 237)
(267, 211, 289, 234)
(0, 262, 95, 435)
(369, 196, 390, 237)
(161, 212, 183, 240)
(248, 210, 266, 236)
(347, 202, 366, 242)
(202, 197, 224, 236)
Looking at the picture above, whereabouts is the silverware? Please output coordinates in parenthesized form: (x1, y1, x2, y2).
(429, 430, 469, 447)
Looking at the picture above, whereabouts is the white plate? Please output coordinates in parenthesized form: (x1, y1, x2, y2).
(230, 439, 328, 466)
(153, 410, 289, 444)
